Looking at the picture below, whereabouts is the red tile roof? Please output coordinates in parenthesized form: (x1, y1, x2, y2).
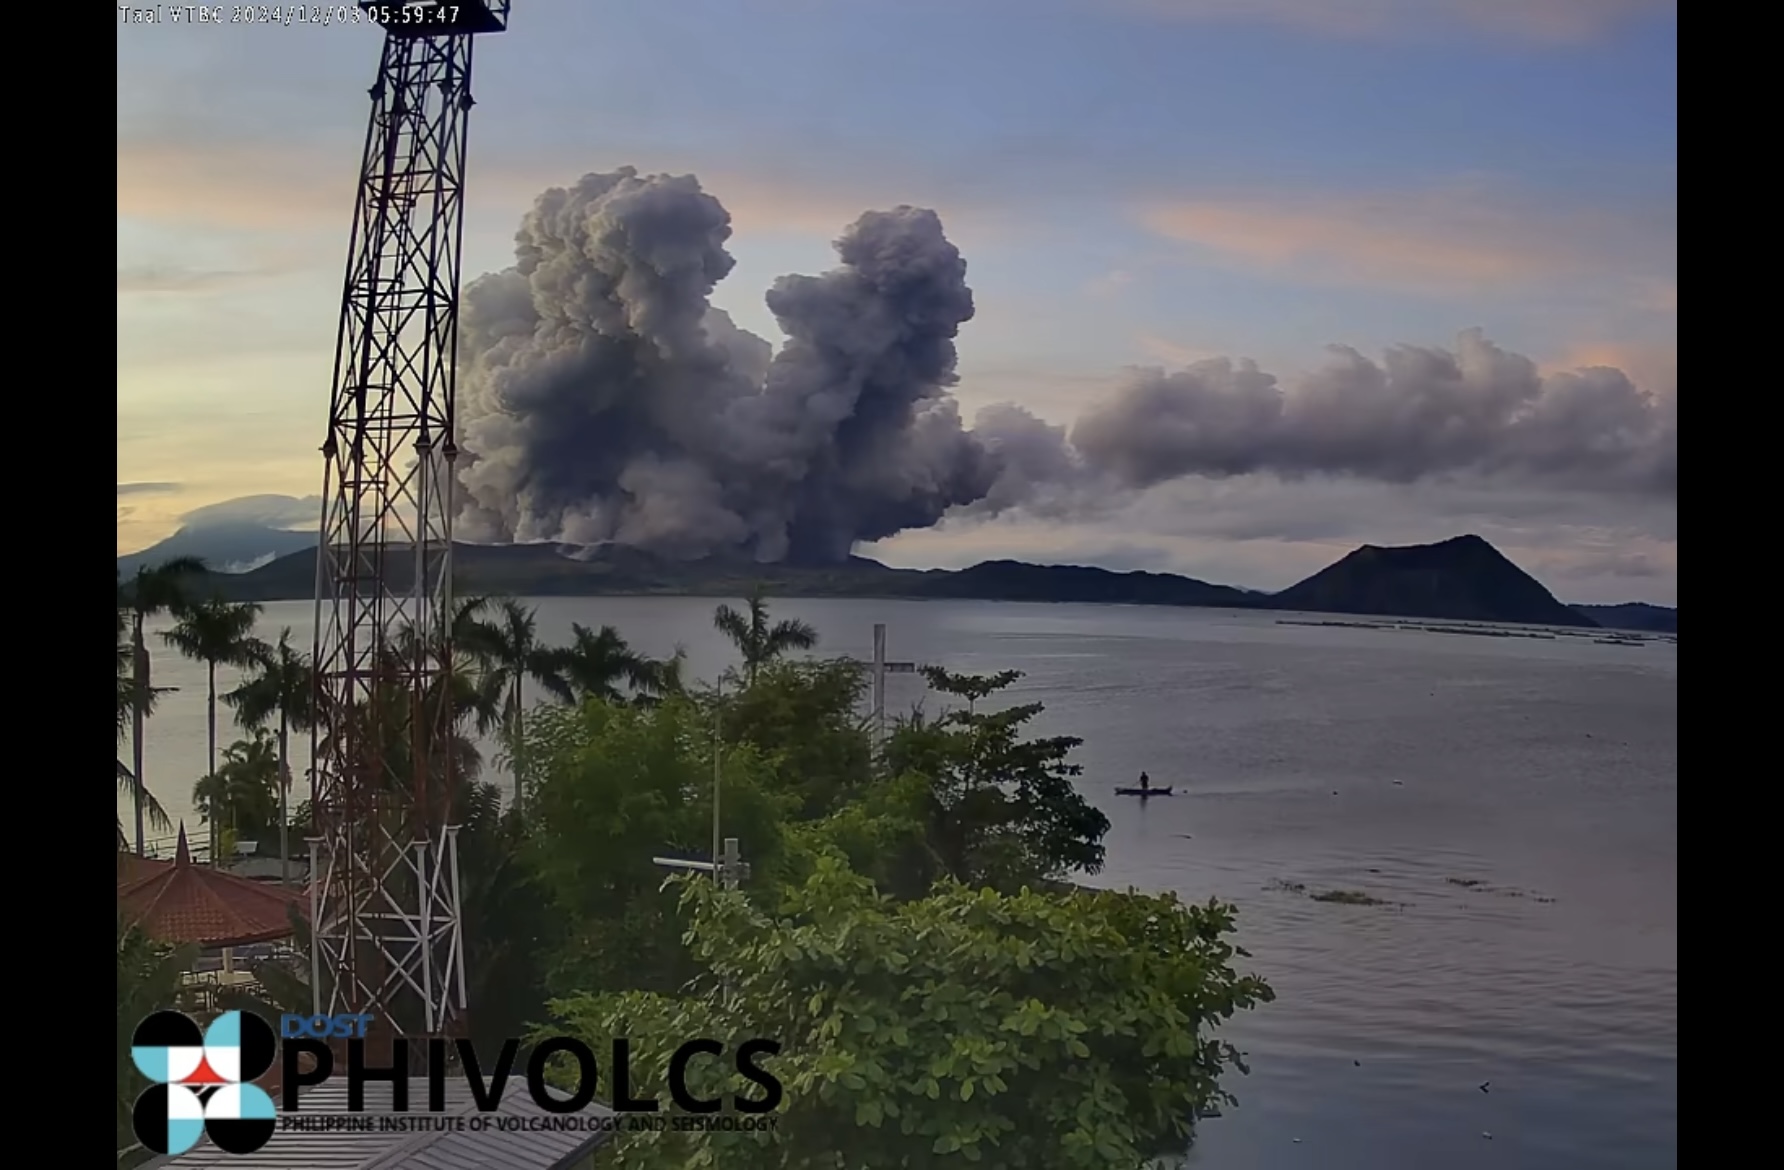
(116, 851, 172, 888)
(117, 825, 308, 947)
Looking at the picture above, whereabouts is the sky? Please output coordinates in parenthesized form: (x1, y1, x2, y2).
(116, 0, 1677, 604)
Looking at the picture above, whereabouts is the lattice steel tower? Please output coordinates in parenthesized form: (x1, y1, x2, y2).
(308, 1, 510, 1049)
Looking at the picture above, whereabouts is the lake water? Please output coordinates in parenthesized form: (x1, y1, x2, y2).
(121, 597, 1678, 1169)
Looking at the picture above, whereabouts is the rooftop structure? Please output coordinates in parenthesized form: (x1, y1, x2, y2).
(118, 826, 307, 948)
(117, 851, 174, 888)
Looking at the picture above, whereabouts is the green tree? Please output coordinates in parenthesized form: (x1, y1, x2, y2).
(780, 769, 940, 901)
(116, 761, 172, 853)
(193, 732, 280, 859)
(162, 597, 264, 806)
(286, 797, 315, 844)
(551, 859, 1273, 1170)
(450, 594, 495, 638)
(631, 647, 691, 708)
(117, 593, 171, 849)
(450, 777, 566, 1051)
(224, 628, 316, 883)
(719, 658, 875, 820)
(885, 668, 1109, 890)
(119, 557, 205, 855)
(552, 622, 657, 706)
(713, 586, 818, 687)
(519, 696, 796, 996)
(459, 598, 570, 806)
(312, 629, 495, 803)
(116, 572, 132, 740)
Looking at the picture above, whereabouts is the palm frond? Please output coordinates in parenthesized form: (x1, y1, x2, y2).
(116, 760, 171, 835)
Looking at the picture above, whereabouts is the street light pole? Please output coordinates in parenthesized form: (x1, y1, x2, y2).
(652, 838, 750, 1008)
(652, 838, 750, 890)
(868, 623, 916, 761)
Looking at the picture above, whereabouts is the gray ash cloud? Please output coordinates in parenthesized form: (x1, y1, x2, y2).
(1067, 332, 1676, 498)
(451, 168, 1676, 562)
(454, 167, 991, 563)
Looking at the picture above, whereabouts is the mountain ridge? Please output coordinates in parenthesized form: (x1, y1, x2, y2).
(117, 521, 316, 577)
(1568, 602, 1677, 634)
(1269, 534, 1593, 628)
(119, 528, 1673, 632)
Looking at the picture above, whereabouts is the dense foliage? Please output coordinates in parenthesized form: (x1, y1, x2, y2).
(191, 730, 280, 858)
(114, 567, 1272, 1169)
(886, 666, 1109, 890)
(554, 861, 1271, 1170)
(522, 695, 795, 996)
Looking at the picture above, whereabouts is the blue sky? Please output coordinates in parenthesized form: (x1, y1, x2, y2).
(117, 0, 1677, 602)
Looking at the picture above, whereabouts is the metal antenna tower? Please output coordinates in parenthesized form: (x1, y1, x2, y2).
(308, 1, 510, 1050)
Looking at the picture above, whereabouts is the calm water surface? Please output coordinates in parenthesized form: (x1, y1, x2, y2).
(124, 598, 1678, 1169)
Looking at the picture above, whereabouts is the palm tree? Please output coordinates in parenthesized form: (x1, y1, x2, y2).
(192, 732, 280, 861)
(116, 762, 171, 852)
(392, 615, 505, 740)
(312, 625, 496, 808)
(117, 590, 172, 849)
(552, 622, 655, 704)
(460, 599, 569, 806)
(116, 573, 131, 740)
(163, 597, 265, 825)
(633, 647, 690, 707)
(119, 557, 205, 855)
(224, 629, 316, 884)
(450, 595, 495, 641)
(713, 584, 819, 686)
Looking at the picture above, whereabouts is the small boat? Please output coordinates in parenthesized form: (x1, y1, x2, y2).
(1114, 785, 1172, 797)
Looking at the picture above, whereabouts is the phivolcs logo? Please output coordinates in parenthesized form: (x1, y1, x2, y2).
(131, 1010, 280, 1156)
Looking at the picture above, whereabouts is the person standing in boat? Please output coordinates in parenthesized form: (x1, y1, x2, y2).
(1138, 771, 1151, 793)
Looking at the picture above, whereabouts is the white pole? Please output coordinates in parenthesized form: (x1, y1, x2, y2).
(307, 837, 324, 1016)
(720, 838, 745, 891)
(417, 838, 434, 1034)
(712, 678, 722, 885)
(872, 623, 887, 754)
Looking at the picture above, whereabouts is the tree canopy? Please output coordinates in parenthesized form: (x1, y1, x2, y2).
(552, 861, 1272, 1170)
(886, 667, 1110, 891)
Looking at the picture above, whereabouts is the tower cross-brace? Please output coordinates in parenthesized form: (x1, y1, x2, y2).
(308, 1, 510, 1048)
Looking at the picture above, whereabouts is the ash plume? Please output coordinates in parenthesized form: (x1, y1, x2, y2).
(1066, 330, 1676, 498)
(451, 167, 1675, 563)
(454, 167, 990, 563)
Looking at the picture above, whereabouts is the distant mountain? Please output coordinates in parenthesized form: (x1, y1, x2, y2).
(1571, 602, 1677, 634)
(133, 532, 1664, 632)
(170, 542, 914, 602)
(1271, 534, 1596, 628)
(117, 522, 317, 578)
(168, 540, 1260, 610)
(909, 559, 1255, 608)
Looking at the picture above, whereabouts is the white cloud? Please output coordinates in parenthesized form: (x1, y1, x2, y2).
(180, 494, 322, 530)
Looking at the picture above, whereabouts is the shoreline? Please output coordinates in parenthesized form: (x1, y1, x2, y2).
(159, 581, 1672, 637)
